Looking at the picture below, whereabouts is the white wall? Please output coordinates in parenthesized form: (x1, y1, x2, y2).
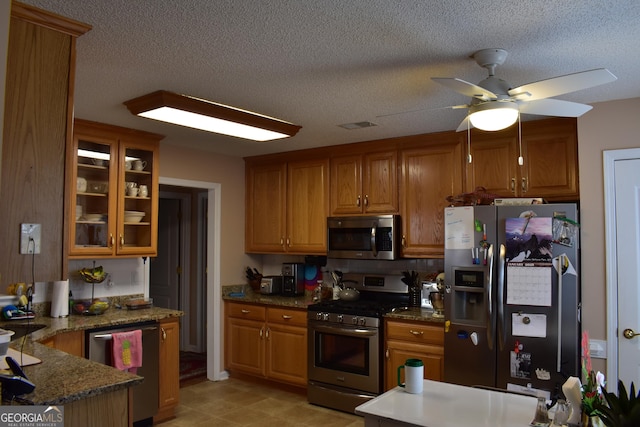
(577, 97, 640, 372)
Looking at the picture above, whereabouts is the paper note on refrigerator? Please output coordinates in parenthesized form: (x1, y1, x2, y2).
(512, 313, 547, 338)
(444, 207, 474, 250)
(506, 264, 552, 306)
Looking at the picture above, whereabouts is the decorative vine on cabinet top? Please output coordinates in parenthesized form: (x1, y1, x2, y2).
(69, 119, 164, 258)
(465, 117, 579, 201)
(330, 150, 398, 215)
(245, 154, 329, 254)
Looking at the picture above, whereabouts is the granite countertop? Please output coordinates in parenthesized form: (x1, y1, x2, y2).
(0, 305, 183, 406)
(222, 285, 445, 324)
(222, 285, 315, 308)
(383, 307, 445, 324)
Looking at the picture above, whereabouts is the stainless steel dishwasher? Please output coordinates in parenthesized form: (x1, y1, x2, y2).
(87, 321, 159, 425)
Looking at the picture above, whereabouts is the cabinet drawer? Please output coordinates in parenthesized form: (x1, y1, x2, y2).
(227, 302, 266, 321)
(386, 321, 444, 345)
(267, 307, 307, 327)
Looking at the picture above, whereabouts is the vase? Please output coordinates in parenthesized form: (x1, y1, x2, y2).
(582, 412, 604, 427)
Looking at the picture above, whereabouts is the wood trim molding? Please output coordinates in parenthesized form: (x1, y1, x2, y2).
(11, 1, 92, 37)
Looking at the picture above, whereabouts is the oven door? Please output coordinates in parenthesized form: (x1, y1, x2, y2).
(307, 320, 380, 393)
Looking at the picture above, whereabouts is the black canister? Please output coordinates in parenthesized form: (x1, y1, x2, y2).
(408, 287, 421, 307)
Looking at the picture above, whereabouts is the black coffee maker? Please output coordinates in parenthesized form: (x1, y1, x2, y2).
(281, 263, 305, 296)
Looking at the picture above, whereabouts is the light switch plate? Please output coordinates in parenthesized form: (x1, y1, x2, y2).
(20, 223, 41, 254)
(590, 339, 607, 359)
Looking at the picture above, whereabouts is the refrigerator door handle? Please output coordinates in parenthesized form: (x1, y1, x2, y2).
(497, 244, 507, 351)
(486, 244, 495, 350)
(557, 254, 564, 372)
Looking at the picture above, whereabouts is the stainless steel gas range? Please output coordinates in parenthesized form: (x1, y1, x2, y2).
(307, 273, 408, 414)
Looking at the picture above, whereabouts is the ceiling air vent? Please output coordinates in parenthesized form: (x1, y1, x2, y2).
(338, 121, 377, 130)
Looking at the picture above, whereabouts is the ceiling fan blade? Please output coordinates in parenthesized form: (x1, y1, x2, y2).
(518, 99, 593, 117)
(508, 68, 617, 101)
(432, 77, 497, 101)
(455, 115, 473, 132)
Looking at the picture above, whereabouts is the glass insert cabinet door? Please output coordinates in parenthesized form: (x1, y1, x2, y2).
(71, 137, 117, 255)
(117, 141, 157, 255)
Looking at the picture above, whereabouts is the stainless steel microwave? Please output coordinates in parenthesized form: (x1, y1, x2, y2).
(327, 215, 401, 260)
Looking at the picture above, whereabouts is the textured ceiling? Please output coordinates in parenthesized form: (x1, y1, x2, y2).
(18, 0, 640, 157)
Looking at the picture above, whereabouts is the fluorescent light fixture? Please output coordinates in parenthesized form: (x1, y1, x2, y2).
(77, 149, 110, 160)
(469, 101, 519, 131)
(123, 90, 301, 141)
(77, 149, 140, 162)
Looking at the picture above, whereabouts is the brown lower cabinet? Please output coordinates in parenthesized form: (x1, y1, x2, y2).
(225, 301, 307, 387)
(39, 330, 84, 357)
(155, 317, 180, 423)
(384, 319, 444, 391)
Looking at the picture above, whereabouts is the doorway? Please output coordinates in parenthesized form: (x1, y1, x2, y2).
(604, 148, 640, 389)
(153, 177, 223, 382)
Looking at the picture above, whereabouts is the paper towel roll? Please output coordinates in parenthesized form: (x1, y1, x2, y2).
(50, 280, 69, 318)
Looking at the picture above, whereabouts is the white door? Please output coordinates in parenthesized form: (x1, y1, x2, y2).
(604, 149, 640, 389)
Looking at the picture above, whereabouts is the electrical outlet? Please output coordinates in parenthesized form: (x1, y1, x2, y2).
(590, 339, 607, 359)
(20, 223, 41, 254)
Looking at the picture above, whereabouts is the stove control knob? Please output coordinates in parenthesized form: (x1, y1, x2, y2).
(352, 317, 359, 325)
(322, 313, 330, 321)
(337, 314, 344, 323)
(316, 312, 323, 320)
(359, 318, 366, 326)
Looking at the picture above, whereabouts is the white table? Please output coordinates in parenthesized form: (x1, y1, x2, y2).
(355, 380, 539, 427)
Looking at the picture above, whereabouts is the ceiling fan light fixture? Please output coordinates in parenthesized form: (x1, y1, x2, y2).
(123, 90, 301, 141)
(469, 101, 519, 131)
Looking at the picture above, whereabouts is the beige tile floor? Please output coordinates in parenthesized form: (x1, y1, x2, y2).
(160, 377, 365, 426)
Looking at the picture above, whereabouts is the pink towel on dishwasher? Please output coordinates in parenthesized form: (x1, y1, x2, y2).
(112, 330, 143, 374)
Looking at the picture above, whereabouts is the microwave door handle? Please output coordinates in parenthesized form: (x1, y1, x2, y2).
(370, 223, 378, 257)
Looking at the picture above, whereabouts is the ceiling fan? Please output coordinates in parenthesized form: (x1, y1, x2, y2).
(432, 48, 617, 132)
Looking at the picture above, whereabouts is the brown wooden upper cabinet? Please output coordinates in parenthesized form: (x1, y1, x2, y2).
(245, 155, 329, 254)
(330, 150, 398, 215)
(465, 117, 578, 201)
(69, 119, 163, 258)
(399, 132, 464, 258)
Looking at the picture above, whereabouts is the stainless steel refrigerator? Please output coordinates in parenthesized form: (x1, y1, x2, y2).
(443, 204, 580, 399)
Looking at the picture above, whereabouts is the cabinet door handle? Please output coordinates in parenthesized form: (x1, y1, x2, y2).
(119, 234, 125, 248)
(286, 237, 290, 247)
(109, 234, 114, 249)
(161, 327, 167, 341)
(511, 178, 516, 192)
(260, 327, 263, 338)
(521, 177, 527, 193)
(401, 235, 406, 248)
(280, 237, 284, 246)
(364, 195, 369, 207)
(265, 327, 270, 339)
(282, 315, 293, 320)
(385, 349, 389, 359)
(356, 195, 361, 207)
(241, 309, 250, 314)
(409, 330, 424, 336)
